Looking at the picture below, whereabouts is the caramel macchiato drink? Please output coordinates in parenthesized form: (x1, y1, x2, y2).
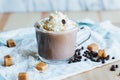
(34, 12, 78, 62)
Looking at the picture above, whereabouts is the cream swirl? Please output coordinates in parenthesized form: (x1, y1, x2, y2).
(35, 12, 77, 32)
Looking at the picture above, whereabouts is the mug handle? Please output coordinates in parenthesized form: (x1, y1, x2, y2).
(76, 23, 91, 48)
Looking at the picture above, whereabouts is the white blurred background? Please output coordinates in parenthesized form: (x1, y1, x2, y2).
(0, 0, 120, 13)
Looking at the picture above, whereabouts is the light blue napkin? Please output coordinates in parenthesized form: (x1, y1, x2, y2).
(0, 21, 120, 80)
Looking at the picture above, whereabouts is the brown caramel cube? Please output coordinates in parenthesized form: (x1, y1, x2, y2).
(36, 62, 48, 72)
(98, 49, 103, 58)
(7, 39, 16, 47)
(102, 49, 107, 58)
(4, 55, 13, 66)
(18, 72, 28, 80)
(87, 43, 99, 51)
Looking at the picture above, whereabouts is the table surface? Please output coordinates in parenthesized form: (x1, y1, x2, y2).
(0, 11, 120, 80)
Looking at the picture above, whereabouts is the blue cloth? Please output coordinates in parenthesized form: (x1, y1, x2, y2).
(0, 21, 120, 80)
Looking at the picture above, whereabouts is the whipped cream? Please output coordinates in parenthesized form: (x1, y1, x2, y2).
(35, 12, 77, 32)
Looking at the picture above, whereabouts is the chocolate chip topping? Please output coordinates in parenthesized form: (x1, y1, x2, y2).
(62, 19, 66, 24)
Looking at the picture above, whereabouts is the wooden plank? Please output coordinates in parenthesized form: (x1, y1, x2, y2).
(63, 60, 120, 80)
(100, 11, 120, 23)
(65, 11, 99, 22)
(4, 13, 41, 31)
(0, 13, 11, 31)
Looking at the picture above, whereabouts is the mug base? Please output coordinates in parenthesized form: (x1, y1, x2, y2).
(39, 56, 69, 64)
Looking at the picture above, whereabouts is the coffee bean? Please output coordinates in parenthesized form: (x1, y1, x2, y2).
(80, 27, 84, 29)
(112, 57, 115, 59)
(96, 58, 100, 62)
(62, 19, 66, 24)
(100, 57, 105, 64)
(110, 67, 115, 71)
(84, 50, 89, 54)
(115, 65, 118, 68)
(91, 58, 96, 62)
(81, 46, 84, 50)
(84, 59, 87, 61)
(75, 49, 80, 54)
(75, 51, 80, 56)
(110, 65, 116, 71)
(76, 58, 81, 62)
(91, 51, 98, 57)
(82, 54, 86, 57)
(74, 53, 77, 57)
(78, 52, 81, 55)
(75, 49, 78, 53)
(87, 52, 93, 59)
(36, 25, 40, 29)
(77, 56, 82, 59)
(118, 73, 120, 76)
(68, 61, 72, 64)
(102, 60, 105, 64)
(112, 65, 115, 68)
(85, 53, 91, 59)
(106, 55, 110, 60)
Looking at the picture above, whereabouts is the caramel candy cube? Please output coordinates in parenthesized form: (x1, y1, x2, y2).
(103, 49, 107, 58)
(98, 49, 103, 58)
(36, 62, 48, 72)
(7, 39, 16, 47)
(87, 43, 99, 51)
(18, 72, 28, 80)
(4, 55, 13, 66)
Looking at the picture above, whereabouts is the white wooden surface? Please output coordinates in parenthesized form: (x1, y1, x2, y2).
(0, 0, 120, 12)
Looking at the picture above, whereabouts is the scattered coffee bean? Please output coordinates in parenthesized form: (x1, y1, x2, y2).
(112, 57, 115, 59)
(36, 25, 40, 29)
(115, 65, 118, 68)
(110, 67, 115, 71)
(91, 58, 96, 62)
(62, 19, 66, 24)
(75, 51, 80, 56)
(74, 53, 77, 57)
(68, 51, 82, 63)
(118, 73, 120, 76)
(105, 55, 110, 60)
(68, 61, 72, 64)
(77, 56, 82, 59)
(77, 59, 81, 62)
(81, 46, 84, 50)
(69, 46, 112, 64)
(84, 59, 87, 61)
(84, 50, 90, 54)
(78, 52, 81, 55)
(80, 27, 84, 29)
(85, 53, 91, 59)
(101, 58, 105, 64)
(110, 65, 116, 71)
(96, 58, 100, 62)
(88, 52, 93, 59)
(91, 51, 98, 57)
(72, 59, 77, 63)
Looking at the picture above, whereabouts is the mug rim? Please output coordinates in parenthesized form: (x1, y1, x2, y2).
(34, 24, 79, 34)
